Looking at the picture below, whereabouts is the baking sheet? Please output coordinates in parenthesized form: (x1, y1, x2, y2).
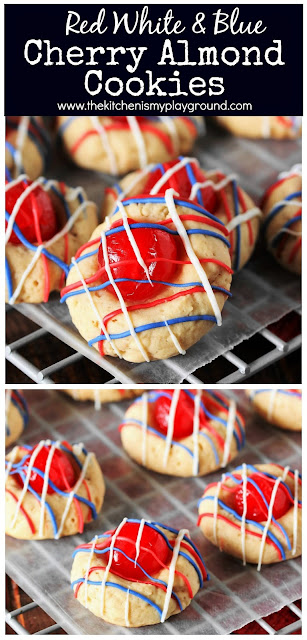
(5, 389, 302, 635)
(12, 122, 301, 384)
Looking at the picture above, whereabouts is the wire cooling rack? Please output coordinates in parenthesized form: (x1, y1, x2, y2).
(5, 390, 302, 635)
(5, 122, 301, 384)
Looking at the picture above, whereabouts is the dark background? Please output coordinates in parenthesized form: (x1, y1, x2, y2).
(5, 4, 303, 114)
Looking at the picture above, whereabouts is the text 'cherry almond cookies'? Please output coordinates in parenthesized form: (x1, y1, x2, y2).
(57, 115, 204, 175)
(262, 164, 302, 275)
(5, 440, 105, 540)
(198, 464, 301, 568)
(5, 176, 97, 304)
(246, 389, 302, 432)
(61, 158, 234, 362)
(120, 389, 245, 477)
(216, 116, 302, 139)
(71, 518, 208, 627)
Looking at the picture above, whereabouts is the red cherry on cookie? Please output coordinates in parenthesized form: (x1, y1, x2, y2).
(17, 445, 78, 495)
(142, 160, 217, 212)
(154, 391, 205, 440)
(106, 521, 171, 581)
(234, 472, 292, 522)
(5, 179, 58, 245)
(98, 218, 178, 302)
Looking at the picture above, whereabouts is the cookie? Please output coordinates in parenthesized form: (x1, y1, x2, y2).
(57, 116, 204, 175)
(246, 389, 302, 431)
(63, 388, 143, 408)
(198, 463, 301, 568)
(103, 157, 261, 271)
(6, 116, 50, 181)
(262, 165, 302, 274)
(120, 390, 245, 477)
(5, 391, 29, 448)
(61, 176, 232, 362)
(216, 116, 302, 139)
(71, 518, 208, 627)
(5, 440, 105, 540)
(5, 175, 98, 303)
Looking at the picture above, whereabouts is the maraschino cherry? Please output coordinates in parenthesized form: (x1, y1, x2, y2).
(98, 217, 178, 302)
(5, 179, 58, 245)
(234, 472, 292, 522)
(141, 160, 217, 211)
(16, 444, 78, 495)
(105, 521, 171, 581)
(154, 391, 205, 440)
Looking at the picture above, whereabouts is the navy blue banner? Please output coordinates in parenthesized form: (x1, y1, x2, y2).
(5, 4, 303, 114)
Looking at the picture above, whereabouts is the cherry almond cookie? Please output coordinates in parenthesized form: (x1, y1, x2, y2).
(57, 115, 204, 175)
(71, 518, 208, 627)
(246, 389, 302, 432)
(216, 116, 302, 139)
(262, 165, 302, 274)
(5, 176, 97, 304)
(120, 389, 245, 477)
(61, 160, 233, 362)
(103, 157, 261, 271)
(5, 391, 29, 448)
(5, 440, 104, 540)
(6, 116, 50, 181)
(198, 463, 301, 568)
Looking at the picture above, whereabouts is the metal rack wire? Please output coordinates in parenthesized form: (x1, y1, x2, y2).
(5, 597, 302, 635)
(5, 304, 301, 384)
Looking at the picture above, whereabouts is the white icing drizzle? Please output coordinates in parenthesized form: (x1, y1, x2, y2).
(90, 116, 118, 175)
(192, 390, 201, 476)
(38, 441, 60, 537)
(278, 164, 302, 180)
(14, 116, 30, 174)
(189, 172, 237, 202)
(100, 517, 128, 614)
(257, 465, 290, 571)
(161, 528, 189, 622)
(94, 390, 101, 411)
(160, 116, 180, 153)
(213, 474, 224, 546)
(267, 389, 278, 421)
(124, 588, 130, 626)
(226, 208, 261, 233)
(11, 439, 47, 528)
(134, 518, 147, 566)
(164, 188, 222, 326)
(240, 463, 248, 566)
(292, 469, 299, 556)
(164, 320, 186, 355)
(141, 392, 148, 465)
(44, 200, 94, 249)
(71, 257, 121, 359)
(56, 448, 93, 539)
(84, 535, 98, 607)
(150, 156, 198, 195)
(5, 446, 18, 481)
(163, 389, 180, 468)
(262, 116, 271, 138)
(100, 232, 149, 361)
(127, 116, 148, 169)
(111, 164, 155, 213)
(116, 200, 153, 285)
(221, 399, 236, 468)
